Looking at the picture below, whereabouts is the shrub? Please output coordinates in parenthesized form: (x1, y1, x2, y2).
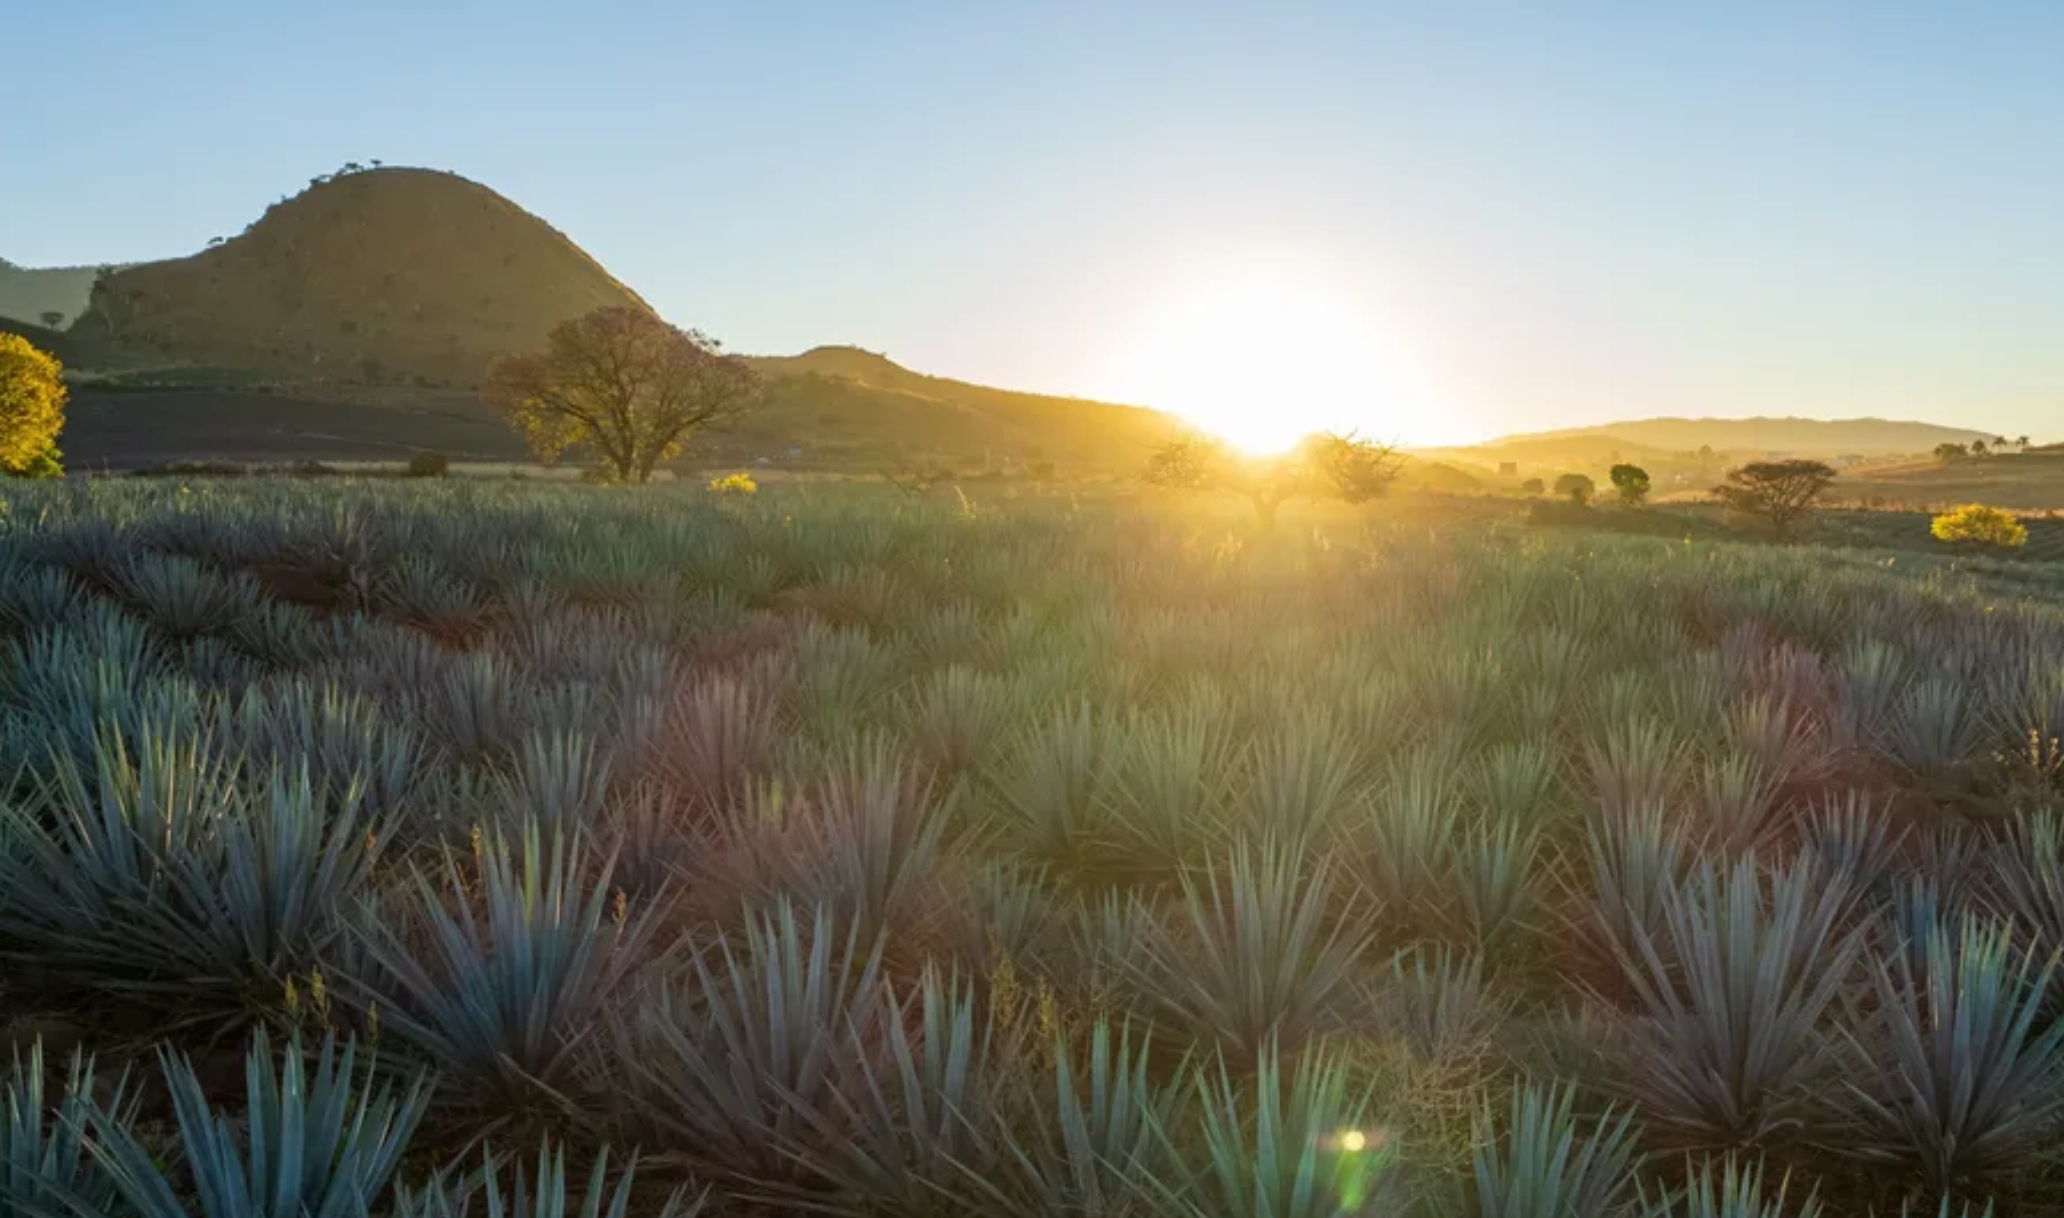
(0, 333, 66, 477)
(1609, 463, 1651, 506)
(406, 450, 452, 478)
(707, 471, 758, 495)
(1554, 473, 1595, 506)
(1929, 504, 2027, 550)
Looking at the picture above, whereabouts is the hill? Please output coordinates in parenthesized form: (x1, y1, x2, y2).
(57, 347, 1186, 474)
(66, 167, 649, 387)
(0, 259, 102, 330)
(1480, 416, 2001, 458)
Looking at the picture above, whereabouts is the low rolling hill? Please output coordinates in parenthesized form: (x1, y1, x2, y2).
(23, 167, 1182, 473)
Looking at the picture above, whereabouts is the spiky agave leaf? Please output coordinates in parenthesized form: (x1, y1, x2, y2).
(1234, 711, 1363, 849)
(1095, 703, 1240, 883)
(396, 1142, 703, 1218)
(613, 900, 883, 1194)
(1470, 1080, 1641, 1218)
(1844, 912, 2064, 1197)
(1173, 1038, 1389, 1218)
(1134, 839, 1371, 1060)
(1992, 810, 2064, 961)
(1603, 856, 1863, 1154)
(966, 1018, 1176, 1218)
(0, 1042, 128, 1218)
(1347, 750, 1462, 941)
(904, 664, 1013, 780)
(989, 700, 1106, 873)
(1585, 718, 1688, 823)
(493, 729, 615, 840)
(1642, 1155, 1819, 1218)
(1379, 946, 1509, 1063)
(779, 967, 1021, 1216)
(0, 729, 379, 1023)
(1450, 815, 1542, 955)
(783, 735, 952, 947)
(343, 822, 658, 1113)
(83, 1031, 430, 1218)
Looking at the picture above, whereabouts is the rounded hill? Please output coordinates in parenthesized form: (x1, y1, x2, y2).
(72, 167, 649, 387)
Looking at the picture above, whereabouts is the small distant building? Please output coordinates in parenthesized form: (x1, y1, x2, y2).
(1497, 461, 1517, 477)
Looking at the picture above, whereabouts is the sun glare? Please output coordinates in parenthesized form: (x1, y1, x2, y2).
(1116, 276, 1419, 453)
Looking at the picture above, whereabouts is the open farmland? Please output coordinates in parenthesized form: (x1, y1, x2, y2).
(0, 480, 2061, 1216)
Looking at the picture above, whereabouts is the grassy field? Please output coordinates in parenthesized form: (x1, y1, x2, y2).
(0, 479, 2059, 1216)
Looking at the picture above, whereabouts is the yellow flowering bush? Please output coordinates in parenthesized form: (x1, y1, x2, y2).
(708, 471, 758, 495)
(0, 333, 66, 477)
(1930, 503, 2027, 549)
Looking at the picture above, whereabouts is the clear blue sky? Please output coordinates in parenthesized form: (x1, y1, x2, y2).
(10, 1, 2063, 444)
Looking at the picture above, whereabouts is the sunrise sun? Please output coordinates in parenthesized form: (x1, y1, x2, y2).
(1115, 275, 1418, 453)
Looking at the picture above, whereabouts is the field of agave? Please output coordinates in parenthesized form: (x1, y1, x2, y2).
(0, 477, 2061, 1217)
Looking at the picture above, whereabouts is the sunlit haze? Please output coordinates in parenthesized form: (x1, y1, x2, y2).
(11, 3, 2064, 444)
(1107, 273, 1428, 451)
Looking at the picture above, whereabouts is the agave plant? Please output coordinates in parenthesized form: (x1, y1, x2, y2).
(1585, 718, 1688, 823)
(778, 967, 1021, 1216)
(1172, 1038, 1389, 1218)
(773, 736, 952, 947)
(904, 664, 1013, 779)
(0, 1042, 128, 1218)
(1379, 946, 1509, 1063)
(0, 730, 379, 1023)
(493, 729, 616, 839)
(965, 1018, 1176, 1218)
(84, 1031, 430, 1218)
(1347, 751, 1463, 941)
(343, 822, 661, 1113)
(990, 700, 1107, 873)
(396, 1143, 703, 1218)
(1095, 703, 1240, 883)
(1884, 677, 1982, 775)
(1602, 856, 1863, 1154)
(117, 552, 263, 639)
(1450, 815, 1543, 955)
(1469, 1080, 1641, 1218)
(654, 674, 776, 811)
(1133, 839, 1371, 1060)
(1843, 912, 2064, 1196)
(1642, 1156, 1819, 1218)
(612, 900, 883, 1194)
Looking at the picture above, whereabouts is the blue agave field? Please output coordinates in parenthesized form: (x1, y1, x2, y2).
(0, 477, 2059, 1216)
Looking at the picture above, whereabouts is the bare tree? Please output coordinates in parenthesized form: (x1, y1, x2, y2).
(485, 307, 760, 483)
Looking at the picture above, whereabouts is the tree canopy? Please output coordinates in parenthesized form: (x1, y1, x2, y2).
(1553, 473, 1594, 506)
(1712, 459, 1836, 537)
(1142, 432, 1402, 525)
(1608, 463, 1651, 506)
(485, 307, 760, 483)
(0, 333, 66, 478)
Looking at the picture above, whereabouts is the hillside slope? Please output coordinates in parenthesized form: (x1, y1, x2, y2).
(68, 168, 648, 387)
(1483, 416, 2000, 457)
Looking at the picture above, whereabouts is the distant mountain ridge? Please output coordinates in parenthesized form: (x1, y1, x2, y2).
(1478, 416, 2001, 457)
